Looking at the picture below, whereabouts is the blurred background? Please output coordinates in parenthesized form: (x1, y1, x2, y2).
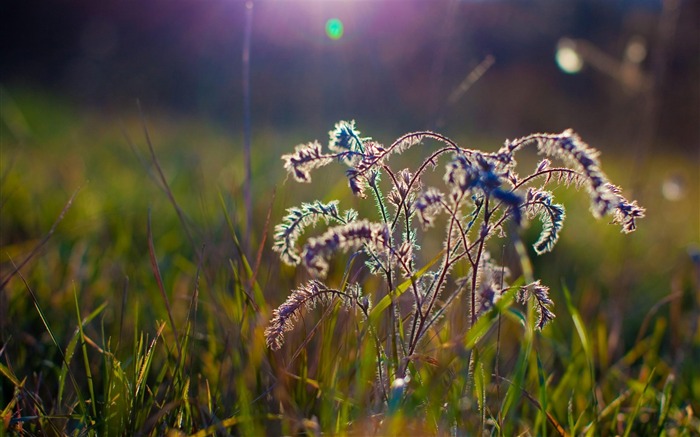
(2, 0, 698, 145)
(3, 3, 700, 432)
(1, 0, 698, 353)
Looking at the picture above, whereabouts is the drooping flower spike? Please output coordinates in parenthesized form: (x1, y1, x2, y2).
(270, 121, 644, 354)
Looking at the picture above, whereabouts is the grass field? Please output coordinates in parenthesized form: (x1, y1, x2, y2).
(1, 87, 699, 435)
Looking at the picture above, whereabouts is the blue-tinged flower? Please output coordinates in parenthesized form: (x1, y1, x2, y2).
(492, 188, 524, 226)
(613, 199, 645, 233)
(415, 188, 445, 228)
(329, 120, 366, 166)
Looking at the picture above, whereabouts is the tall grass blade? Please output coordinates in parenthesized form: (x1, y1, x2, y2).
(500, 341, 531, 428)
(657, 374, 674, 430)
(249, 188, 275, 294)
(536, 354, 548, 437)
(623, 368, 656, 437)
(131, 323, 165, 431)
(73, 286, 98, 420)
(137, 101, 198, 256)
(0, 186, 81, 291)
(218, 191, 265, 312)
(146, 210, 182, 360)
(14, 267, 88, 421)
(368, 249, 445, 325)
(58, 299, 107, 408)
(241, 0, 254, 253)
(562, 284, 595, 394)
(117, 275, 129, 354)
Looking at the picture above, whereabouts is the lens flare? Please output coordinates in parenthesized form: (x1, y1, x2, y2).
(326, 18, 344, 40)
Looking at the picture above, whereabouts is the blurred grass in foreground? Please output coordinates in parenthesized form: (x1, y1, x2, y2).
(1, 88, 698, 435)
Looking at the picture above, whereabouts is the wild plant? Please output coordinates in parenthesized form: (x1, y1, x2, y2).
(266, 120, 644, 399)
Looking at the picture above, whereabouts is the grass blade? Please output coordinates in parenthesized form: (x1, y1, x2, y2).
(623, 368, 656, 437)
(218, 190, 265, 312)
(0, 186, 81, 291)
(14, 267, 89, 424)
(368, 249, 445, 325)
(146, 210, 182, 360)
(73, 286, 98, 419)
(58, 299, 107, 408)
(562, 283, 597, 415)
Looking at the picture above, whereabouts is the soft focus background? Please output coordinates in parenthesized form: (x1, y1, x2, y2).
(2, 0, 699, 143)
(3, 0, 697, 324)
(1, 0, 699, 434)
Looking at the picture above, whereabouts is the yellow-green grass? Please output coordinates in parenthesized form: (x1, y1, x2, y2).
(1, 88, 698, 435)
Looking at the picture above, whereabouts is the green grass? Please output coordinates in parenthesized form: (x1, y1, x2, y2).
(1, 87, 699, 435)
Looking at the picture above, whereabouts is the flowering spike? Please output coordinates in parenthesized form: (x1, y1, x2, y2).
(613, 199, 646, 233)
(265, 280, 366, 350)
(270, 121, 644, 355)
(302, 220, 391, 278)
(517, 280, 555, 330)
(415, 188, 445, 228)
(525, 189, 566, 254)
(281, 141, 334, 183)
(329, 120, 367, 166)
(273, 201, 357, 266)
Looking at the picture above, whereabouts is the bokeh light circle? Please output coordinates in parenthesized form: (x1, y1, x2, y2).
(556, 38, 583, 74)
(326, 18, 344, 40)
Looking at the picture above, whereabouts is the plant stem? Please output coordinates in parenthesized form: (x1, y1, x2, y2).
(242, 0, 254, 253)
